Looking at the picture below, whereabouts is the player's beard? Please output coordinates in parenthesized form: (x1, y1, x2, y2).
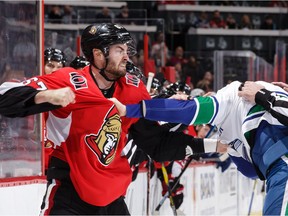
(104, 59, 127, 80)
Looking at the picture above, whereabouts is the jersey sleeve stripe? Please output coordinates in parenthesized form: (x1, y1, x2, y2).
(209, 96, 219, 125)
(0, 82, 24, 95)
(193, 97, 216, 125)
(189, 99, 199, 125)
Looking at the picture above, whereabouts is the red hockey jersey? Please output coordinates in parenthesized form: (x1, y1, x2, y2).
(25, 66, 150, 206)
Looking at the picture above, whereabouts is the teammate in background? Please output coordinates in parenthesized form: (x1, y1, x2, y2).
(43, 48, 66, 172)
(44, 48, 66, 75)
(69, 56, 90, 70)
(238, 81, 288, 126)
(110, 80, 288, 215)
(0, 23, 225, 215)
(195, 124, 212, 138)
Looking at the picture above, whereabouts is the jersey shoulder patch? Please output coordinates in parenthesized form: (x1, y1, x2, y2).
(125, 74, 140, 87)
(69, 72, 88, 90)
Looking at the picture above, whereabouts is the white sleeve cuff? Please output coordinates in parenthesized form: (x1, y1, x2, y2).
(203, 138, 217, 153)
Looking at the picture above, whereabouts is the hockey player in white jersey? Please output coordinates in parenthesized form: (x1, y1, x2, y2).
(110, 80, 288, 216)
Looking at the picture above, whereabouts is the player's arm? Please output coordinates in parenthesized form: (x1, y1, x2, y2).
(229, 155, 258, 179)
(0, 84, 75, 117)
(35, 86, 75, 107)
(238, 81, 288, 125)
(110, 96, 217, 126)
(129, 118, 223, 162)
(254, 89, 288, 126)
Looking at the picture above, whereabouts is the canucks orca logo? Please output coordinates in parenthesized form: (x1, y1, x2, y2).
(85, 110, 121, 166)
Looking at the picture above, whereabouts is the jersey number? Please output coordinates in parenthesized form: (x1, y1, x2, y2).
(22, 77, 47, 90)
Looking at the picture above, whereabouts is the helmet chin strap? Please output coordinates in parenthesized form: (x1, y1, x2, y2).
(93, 53, 119, 82)
(99, 69, 119, 82)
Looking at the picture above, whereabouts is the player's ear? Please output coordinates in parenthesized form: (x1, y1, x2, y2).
(93, 49, 103, 58)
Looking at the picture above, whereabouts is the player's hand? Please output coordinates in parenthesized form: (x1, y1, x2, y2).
(272, 81, 288, 92)
(35, 87, 76, 107)
(203, 91, 214, 97)
(109, 97, 127, 116)
(216, 141, 227, 153)
(169, 93, 189, 100)
(238, 81, 264, 104)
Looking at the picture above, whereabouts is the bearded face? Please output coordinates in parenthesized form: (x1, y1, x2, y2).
(104, 44, 129, 80)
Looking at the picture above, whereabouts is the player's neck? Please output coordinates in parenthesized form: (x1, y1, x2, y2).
(91, 67, 114, 90)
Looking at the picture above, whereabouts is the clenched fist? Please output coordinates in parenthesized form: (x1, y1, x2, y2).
(238, 81, 264, 104)
(35, 87, 76, 107)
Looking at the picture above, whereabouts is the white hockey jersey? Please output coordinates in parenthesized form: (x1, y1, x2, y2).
(128, 81, 288, 178)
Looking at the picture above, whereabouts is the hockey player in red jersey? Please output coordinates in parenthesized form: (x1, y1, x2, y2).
(0, 23, 224, 215)
(43, 47, 66, 172)
(40, 23, 151, 214)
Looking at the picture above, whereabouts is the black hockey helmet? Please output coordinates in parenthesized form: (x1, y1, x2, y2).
(162, 82, 191, 97)
(151, 78, 162, 92)
(44, 48, 66, 66)
(81, 23, 137, 63)
(126, 60, 144, 79)
(70, 56, 90, 69)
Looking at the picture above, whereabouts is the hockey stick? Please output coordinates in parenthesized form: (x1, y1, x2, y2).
(146, 156, 152, 216)
(161, 163, 177, 215)
(199, 152, 229, 162)
(153, 125, 217, 213)
(154, 155, 194, 213)
(248, 180, 257, 216)
(146, 72, 154, 93)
